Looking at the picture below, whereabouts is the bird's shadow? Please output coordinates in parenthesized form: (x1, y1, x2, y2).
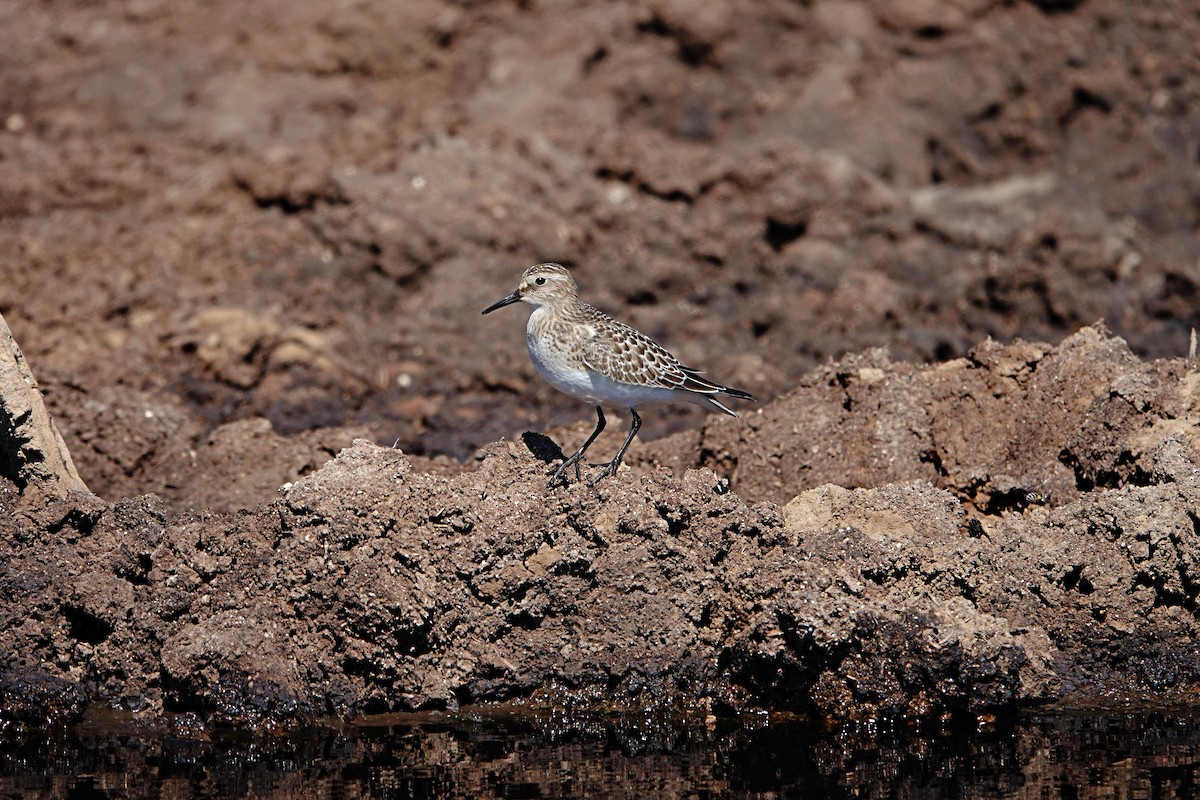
(521, 431, 565, 464)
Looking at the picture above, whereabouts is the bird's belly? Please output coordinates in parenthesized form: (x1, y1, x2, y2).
(527, 332, 596, 401)
(585, 370, 680, 408)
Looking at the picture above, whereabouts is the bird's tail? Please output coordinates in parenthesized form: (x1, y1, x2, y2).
(719, 386, 755, 401)
(681, 368, 755, 417)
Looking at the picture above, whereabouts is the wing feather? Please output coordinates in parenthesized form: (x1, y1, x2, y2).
(575, 304, 754, 403)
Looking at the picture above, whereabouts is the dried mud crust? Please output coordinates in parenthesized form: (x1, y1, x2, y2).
(2, 329, 1200, 728)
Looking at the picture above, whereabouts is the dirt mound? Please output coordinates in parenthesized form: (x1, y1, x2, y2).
(3, 328, 1198, 727)
(667, 324, 1173, 508)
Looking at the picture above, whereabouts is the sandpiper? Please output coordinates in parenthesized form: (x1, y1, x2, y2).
(482, 263, 754, 487)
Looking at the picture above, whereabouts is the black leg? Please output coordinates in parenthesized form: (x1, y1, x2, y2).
(588, 408, 641, 486)
(548, 406, 606, 487)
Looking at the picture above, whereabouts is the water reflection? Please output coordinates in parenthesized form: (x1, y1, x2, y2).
(1, 709, 1198, 798)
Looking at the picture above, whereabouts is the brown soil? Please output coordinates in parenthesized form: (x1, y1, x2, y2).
(2, 0, 1200, 727)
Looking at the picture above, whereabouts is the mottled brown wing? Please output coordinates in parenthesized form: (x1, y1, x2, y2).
(578, 312, 694, 390)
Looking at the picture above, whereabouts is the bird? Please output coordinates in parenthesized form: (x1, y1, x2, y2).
(482, 262, 754, 487)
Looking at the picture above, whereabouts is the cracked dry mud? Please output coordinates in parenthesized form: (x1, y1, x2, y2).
(2, 0, 1200, 727)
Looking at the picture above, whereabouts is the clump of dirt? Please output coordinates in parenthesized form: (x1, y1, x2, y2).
(666, 324, 1174, 509)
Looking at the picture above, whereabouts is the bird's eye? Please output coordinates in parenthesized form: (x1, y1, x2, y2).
(535, 277, 546, 285)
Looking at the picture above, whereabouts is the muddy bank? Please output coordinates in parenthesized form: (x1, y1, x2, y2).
(3, 0, 1200, 730)
(2, 327, 1198, 727)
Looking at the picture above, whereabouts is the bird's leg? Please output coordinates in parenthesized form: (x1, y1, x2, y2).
(548, 406, 606, 487)
(588, 408, 641, 486)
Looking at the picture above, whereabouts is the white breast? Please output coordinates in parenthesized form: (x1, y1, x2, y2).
(526, 312, 596, 402)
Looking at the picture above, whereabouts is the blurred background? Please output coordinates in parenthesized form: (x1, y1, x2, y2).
(1, 0, 1197, 509)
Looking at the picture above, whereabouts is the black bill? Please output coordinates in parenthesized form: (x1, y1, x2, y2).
(482, 290, 522, 315)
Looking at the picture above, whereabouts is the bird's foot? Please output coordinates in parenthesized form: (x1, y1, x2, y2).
(548, 453, 586, 488)
(586, 459, 622, 487)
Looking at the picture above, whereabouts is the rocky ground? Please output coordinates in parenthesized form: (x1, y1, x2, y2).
(1, 0, 1199, 727)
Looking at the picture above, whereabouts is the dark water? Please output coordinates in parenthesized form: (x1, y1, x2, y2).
(2, 708, 1199, 799)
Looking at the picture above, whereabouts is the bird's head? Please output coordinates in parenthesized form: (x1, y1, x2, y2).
(482, 263, 579, 314)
